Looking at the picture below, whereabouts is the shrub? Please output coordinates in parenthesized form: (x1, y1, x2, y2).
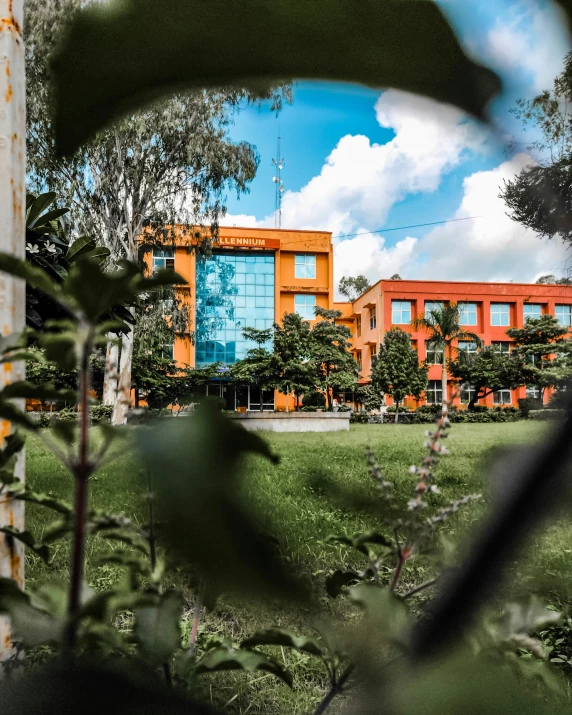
(52, 407, 78, 423)
(36, 411, 51, 428)
(127, 407, 171, 424)
(548, 390, 569, 409)
(529, 409, 566, 421)
(90, 404, 113, 424)
(302, 390, 326, 408)
(300, 405, 318, 412)
(518, 397, 544, 418)
(350, 411, 369, 424)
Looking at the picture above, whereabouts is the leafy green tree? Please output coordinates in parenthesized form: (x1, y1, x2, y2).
(355, 384, 383, 411)
(507, 315, 572, 399)
(25, 0, 290, 423)
(500, 51, 572, 249)
(536, 275, 572, 285)
(370, 328, 427, 422)
(448, 346, 526, 411)
(272, 313, 315, 411)
(231, 328, 276, 411)
(310, 307, 359, 410)
(412, 303, 482, 406)
(338, 275, 371, 301)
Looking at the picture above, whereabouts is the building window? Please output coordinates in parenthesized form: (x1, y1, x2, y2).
(555, 304, 572, 327)
(160, 343, 174, 360)
(493, 389, 512, 405)
(492, 341, 511, 353)
(370, 344, 377, 359)
(460, 383, 476, 405)
(426, 380, 443, 405)
(491, 303, 511, 326)
(195, 252, 275, 367)
(424, 300, 445, 316)
(392, 300, 412, 324)
(294, 294, 317, 320)
(459, 302, 478, 326)
(369, 306, 377, 330)
(457, 340, 478, 355)
(295, 254, 316, 279)
(356, 351, 362, 370)
(426, 341, 443, 365)
(152, 247, 175, 273)
(526, 385, 541, 399)
(356, 316, 361, 338)
(524, 303, 542, 321)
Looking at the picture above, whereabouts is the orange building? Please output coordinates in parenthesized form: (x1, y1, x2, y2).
(152, 226, 572, 410)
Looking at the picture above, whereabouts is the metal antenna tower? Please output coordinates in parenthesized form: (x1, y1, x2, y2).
(272, 137, 285, 228)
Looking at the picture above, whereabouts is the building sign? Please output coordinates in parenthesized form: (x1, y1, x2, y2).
(214, 236, 280, 250)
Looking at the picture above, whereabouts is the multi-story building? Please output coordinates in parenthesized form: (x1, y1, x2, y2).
(149, 226, 572, 410)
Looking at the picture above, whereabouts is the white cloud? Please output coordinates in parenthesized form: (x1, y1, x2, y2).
(278, 90, 488, 234)
(333, 233, 417, 295)
(218, 213, 267, 228)
(486, 0, 569, 93)
(407, 154, 571, 282)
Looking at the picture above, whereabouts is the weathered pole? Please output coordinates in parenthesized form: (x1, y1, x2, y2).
(0, 0, 26, 659)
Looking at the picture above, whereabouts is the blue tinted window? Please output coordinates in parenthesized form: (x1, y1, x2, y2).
(195, 252, 275, 366)
(294, 294, 316, 319)
(295, 254, 316, 279)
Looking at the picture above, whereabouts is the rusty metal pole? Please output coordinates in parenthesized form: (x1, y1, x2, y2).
(0, 0, 26, 660)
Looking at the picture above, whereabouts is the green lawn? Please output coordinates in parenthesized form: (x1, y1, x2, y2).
(23, 421, 570, 714)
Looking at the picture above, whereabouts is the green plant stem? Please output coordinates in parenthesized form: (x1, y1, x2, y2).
(312, 662, 355, 715)
(188, 587, 203, 657)
(146, 463, 157, 572)
(390, 552, 406, 592)
(66, 329, 94, 646)
(403, 578, 438, 600)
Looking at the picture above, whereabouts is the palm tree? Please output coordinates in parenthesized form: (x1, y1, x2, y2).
(412, 303, 482, 406)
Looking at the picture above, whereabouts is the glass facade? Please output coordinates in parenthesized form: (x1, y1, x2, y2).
(195, 252, 275, 367)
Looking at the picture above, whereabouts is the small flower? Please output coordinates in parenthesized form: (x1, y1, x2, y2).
(45, 242, 57, 254)
(26, 243, 39, 254)
(408, 465, 417, 474)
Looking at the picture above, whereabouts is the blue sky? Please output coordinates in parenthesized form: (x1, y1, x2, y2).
(222, 0, 572, 288)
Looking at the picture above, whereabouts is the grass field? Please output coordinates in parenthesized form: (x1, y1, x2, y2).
(23, 421, 571, 713)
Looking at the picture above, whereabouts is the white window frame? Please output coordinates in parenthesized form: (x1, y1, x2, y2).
(424, 300, 445, 316)
(460, 383, 476, 405)
(526, 385, 541, 399)
(426, 380, 443, 405)
(458, 340, 478, 355)
(493, 389, 512, 405)
(153, 247, 175, 273)
(425, 341, 443, 365)
(294, 254, 316, 280)
(491, 303, 511, 327)
(294, 294, 317, 320)
(392, 300, 411, 324)
(459, 302, 478, 326)
(369, 306, 377, 330)
(524, 303, 542, 321)
(555, 304, 572, 327)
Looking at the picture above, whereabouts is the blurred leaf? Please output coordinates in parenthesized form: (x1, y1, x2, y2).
(0, 526, 50, 563)
(0, 432, 25, 469)
(103, 528, 150, 555)
(97, 550, 151, 577)
(325, 569, 362, 598)
(11, 488, 73, 515)
(2, 380, 77, 403)
(66, 235, 96, 263)
(26, 192, 57, 227)
(136, 403, 306, 602)
(52, 0, 500, 155)
(497, 597, 561, 638)
(51, 419, 77, 444)
(0, 577, 63, 647)
(40, 332, 78, 372)
(0, 399, 39, 430)
(350, 584, 411, 648)
(0, 253, 62, 300)
(327, 529, 393, 556)
(242, 627, 323, 657)
(196, 646, 293, 687)
(0, 663, 219, 715)
(135, 591, 183, 666)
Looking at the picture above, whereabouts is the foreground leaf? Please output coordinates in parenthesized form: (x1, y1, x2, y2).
(0, 578, 62, 647)
(51, 0, 501, 154)
(196, 646, 293, 687)
(242, 627, 323, 657)
(0, 527, 50, 563)
(136, 402, 306, 602)
(135, 591, 183, 666)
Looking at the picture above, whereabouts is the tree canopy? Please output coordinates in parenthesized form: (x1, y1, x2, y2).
(370, 328, 427, 421)
(338, 275, 371, 301)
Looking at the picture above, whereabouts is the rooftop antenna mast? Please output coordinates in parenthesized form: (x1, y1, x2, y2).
(272, 137, 285, 228)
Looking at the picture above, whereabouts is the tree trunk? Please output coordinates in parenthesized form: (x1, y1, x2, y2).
(468, 391, 479, 412)
(394, 402, 399, 423)
(112, 328, 134, 425)
(103, 339, 119, 406)
(441, 345, 448, 407)
(0, 0, 25, 661)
